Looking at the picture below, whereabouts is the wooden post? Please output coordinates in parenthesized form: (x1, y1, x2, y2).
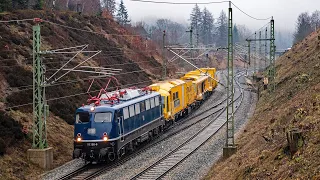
(286, 128, 304, 156)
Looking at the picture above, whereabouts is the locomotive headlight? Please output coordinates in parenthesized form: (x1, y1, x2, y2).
(76, 133, 82, 142)
(103, 132, 108, 141)
(76, 137, 82, 142)
(103, 136, 108, 141)
(90, 106, 95, 111)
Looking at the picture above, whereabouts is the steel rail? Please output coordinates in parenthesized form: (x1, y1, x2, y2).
(130, 71, 245, 180)
(58, 71, 231, 180)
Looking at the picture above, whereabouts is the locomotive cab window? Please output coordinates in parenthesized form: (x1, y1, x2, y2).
(76, 112, 90, 124)
(94, 112, 112, 123)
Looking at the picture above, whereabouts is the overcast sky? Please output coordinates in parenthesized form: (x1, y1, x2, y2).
(119, 0, 320, 32)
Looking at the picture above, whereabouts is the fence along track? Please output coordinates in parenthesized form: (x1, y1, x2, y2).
(131, 72, 245, 180)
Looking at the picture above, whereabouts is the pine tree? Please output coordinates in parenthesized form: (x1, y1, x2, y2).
(190, 4, 202, 43)
(293, 12, 312, 44)
(102, 0, 116, 17)
(200, 7, 214, 45)
(233, 24, 240, 43)
(216, 10, 228, 47)
(116, 0, 130, 25)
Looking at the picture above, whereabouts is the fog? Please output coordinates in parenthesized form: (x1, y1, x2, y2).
(121, 0, 320, 31)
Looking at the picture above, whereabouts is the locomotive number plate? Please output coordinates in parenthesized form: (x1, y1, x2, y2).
(87, 143, 98, 147)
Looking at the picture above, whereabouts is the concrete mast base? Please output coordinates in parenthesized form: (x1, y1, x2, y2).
(27, 147, 53, 170)
(223, 146, 237, 159)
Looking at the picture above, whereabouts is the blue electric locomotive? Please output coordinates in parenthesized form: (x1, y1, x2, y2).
(73, 88, 164, 162)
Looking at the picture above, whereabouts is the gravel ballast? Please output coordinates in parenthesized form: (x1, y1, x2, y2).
(42, 70, 255, 180)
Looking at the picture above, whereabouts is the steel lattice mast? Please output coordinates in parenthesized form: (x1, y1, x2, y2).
(259, 31, 262, 71)
(162, 30, 167, 79)
(253, 32, 256, 74)
(269, 17, 276, 91)
(32, 22, 48, 149)
(226, 1, 235, 148)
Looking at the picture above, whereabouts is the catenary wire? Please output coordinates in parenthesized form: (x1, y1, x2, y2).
(5, 80, 152, 109)
(130, 0, 229, 4)
(231, 2, 272, 21)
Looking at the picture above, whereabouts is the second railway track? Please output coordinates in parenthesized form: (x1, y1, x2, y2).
(130, 71, 245, 180)
(57, 71, 242, 180)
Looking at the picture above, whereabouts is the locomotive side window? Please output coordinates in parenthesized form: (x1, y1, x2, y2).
(94, 112, 112, 123)
(155, 96, 160, 106)
(140, 101, 145, 112)
(135, 103, 140, 114)
(76, 112, 90, 123)
(123, 107, 129, 119)
(150, 98, 155, 108)
(145, 99, 150, 110)
(129, 105, 135, 117)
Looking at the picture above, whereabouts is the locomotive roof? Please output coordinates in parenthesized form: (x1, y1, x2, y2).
(77, 91, 160, 112)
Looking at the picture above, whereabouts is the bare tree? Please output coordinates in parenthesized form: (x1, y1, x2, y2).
(311, 10, 320, 31)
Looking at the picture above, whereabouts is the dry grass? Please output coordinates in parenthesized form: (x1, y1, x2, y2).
(0, 112, 73, 180)
(205, 30, 320, 180)
(0, 9, 169, 179)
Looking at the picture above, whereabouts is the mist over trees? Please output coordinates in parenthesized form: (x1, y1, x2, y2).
(215, 10, 228, 47)
(135, 4, 254, 48)
(293, 10, 320, 44)
(200, 8, 214, 45)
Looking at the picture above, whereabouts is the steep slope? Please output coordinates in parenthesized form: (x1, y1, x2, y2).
(205, 30, 320, 179)
(0, 10, 170, 179)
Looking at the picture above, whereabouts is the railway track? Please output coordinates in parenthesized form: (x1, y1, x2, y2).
(57, 71, 233, 180)
(58, 96, 228, 180)
(130, 72, 245, 180)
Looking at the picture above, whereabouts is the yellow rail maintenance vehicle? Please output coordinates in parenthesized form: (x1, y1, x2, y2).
(149, 79, 195, 124)
(199, 68, 218, 92)
(181, 70, 210, 102)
